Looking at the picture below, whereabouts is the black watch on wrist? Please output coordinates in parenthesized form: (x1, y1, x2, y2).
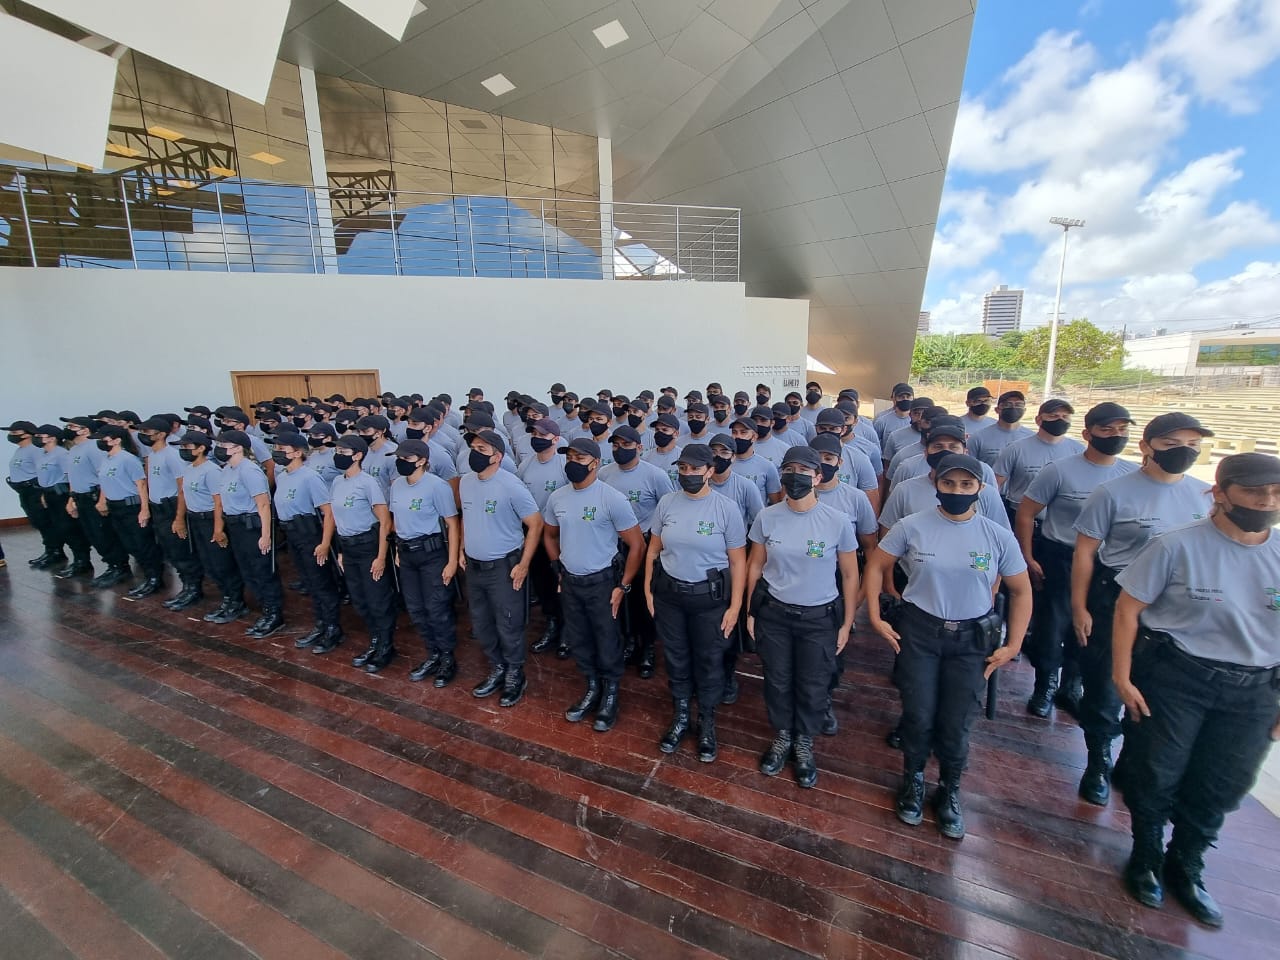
(619, 582, 632, 593)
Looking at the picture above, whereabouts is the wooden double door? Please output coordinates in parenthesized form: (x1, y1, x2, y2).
(230, 370, 381, 411)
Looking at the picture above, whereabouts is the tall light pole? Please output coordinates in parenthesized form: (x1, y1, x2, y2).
(1045, 216, 1085, 395)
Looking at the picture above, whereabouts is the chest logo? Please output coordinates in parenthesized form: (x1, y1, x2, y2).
(697, 520, 715, 536)
(969, 551, 991, 572)
(342, 495, 356, 508)
(285, 488, 297, 500)
(582, 506, 597, 521)
(544, 480, 559, 492)
(409, 497, 424, 512)
(226, 481, 239, 494)
(627, 490, 640, 503)
(484, 499, 497, 514)
(1267, 587, 1280, 612)
(806, 539, 826, 558)
(106, 466, 118, 478)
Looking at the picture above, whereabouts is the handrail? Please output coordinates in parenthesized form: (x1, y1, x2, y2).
(0, 168, 741, 282)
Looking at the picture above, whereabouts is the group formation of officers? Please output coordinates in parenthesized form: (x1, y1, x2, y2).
(6, 377, 1278, 928)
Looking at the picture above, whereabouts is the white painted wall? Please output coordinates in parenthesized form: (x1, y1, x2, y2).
(0, 269, 807, 519)
(1123, 332, 1196, 376)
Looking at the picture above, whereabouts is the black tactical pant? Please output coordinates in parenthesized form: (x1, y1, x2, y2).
(10, 478, 54, 553)
(73, 489, 126, 567)
(1120, 638, 1277, 847)
(106, 498, 163, 578)
(225, 513, 283, 609)
(398, 540, 456, 654)
(465, 549, 527, 669)
(1028, 538, 1077, 678)
(896, 603, 991, 774)
(339, 526, 397, 641)
(527, 542, 561, 622)
(40, 485, 89, 561)
(187, 512, 244, 601)
(1079, 564, 1124, 747)
(754, 591, 839, 737)
(562, 569, 622, 681)
(281, 515, 340, 628)
(655, 576, 730, 705)
(149, 496, 202, 581)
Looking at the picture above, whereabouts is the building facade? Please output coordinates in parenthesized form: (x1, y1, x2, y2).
(981, 284, 1023, 336)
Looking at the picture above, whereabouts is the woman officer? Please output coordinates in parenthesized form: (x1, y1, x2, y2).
(92, 424, 165, 597)
(865, 453, 1031, 840)
(746, 446, 859, 788)
(645, 444, 747, 762)
(1110, 453, 1280, 928)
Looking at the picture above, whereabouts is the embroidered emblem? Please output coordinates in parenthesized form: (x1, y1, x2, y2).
(969, 551, 991, 572)
(806, 539, 826, 558)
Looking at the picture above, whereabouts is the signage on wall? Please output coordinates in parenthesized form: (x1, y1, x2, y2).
(742, 364, 804, 391)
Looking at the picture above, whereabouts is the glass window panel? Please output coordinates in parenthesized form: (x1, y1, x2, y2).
(553, 130, 598, 199)
(502, 118, 554, 190)
(450, 173, 506, 197)
(446, 106, 505, 183)
(229, 61, 307, 144)
(133, 53, 232, 125)
(317, 76, 389, 164)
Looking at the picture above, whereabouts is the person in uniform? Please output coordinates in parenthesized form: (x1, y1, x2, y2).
(6, 419, 55, 566)
(730, 416, 783, 508)
(389, 438, 461, 685)
(766, 401, 809, 451)
(543, 437, 645, 731)
(214, 408, 273, 471)
(518, 419, 569, 658)
(92, 424, 165, 597)
(878, 424, 1010, 534)
(138, 416, 204, 609)
(306, 422, 342, 486)
(874, 383, 915, 445)
(175, 432, 247, 625)
(645, 443, 747, 760)
(968, 391, 1034, 467)
(1071, 412, 1214, 807)
(749, 405, 791, 465)
(884, 405, 949, 491)
(866, 453, 1032, 839)
(1015, 402, 1135, 724)
(961, 387, 995, 432)
(747, 446, 860, 788)
(684, 402, 713, 444)
(799, 382, 825, 424)
(1110, 452, 1280, 927)
(30, 424, 91, 578)
(356, 415, 399, 499)
(212, 430, 284, 638)
(709, 393, 732, 429)
(272, 435, 344, 655)
(994, 399, 1085, 522)
(644, 412, 684, 484)
(62, 416, 128, 584)
(460, 430, 543, 707)
(731, 391, 750, 419)
(601, 424, 675, 678)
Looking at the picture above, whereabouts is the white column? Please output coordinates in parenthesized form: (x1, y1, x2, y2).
(598, 136, 613, 279)
(298, 64, 339, 274)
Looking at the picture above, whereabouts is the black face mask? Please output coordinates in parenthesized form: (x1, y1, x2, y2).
(507, 400, 520, 411)
(530, 436, 555, 453)
(612, 406, 626, 418)
(1220, 499, 1280, 533)
(678, 474, 706, 494)
(1041, 419, 1071, 437)
(396, 457, 420, 476)
(754, 424, 771, 439)
(926, 450, 954, 470)
(755, 394, 769, 406)
(733, 404, 748, 416)
(713, 455, 733, 474)
(7, 433, 25, 445)
(687, 420, 707, 435)
(613, 447, 638, 466)
(336, 422, 351, 434)
(733, 437, 752, 455)
(96, 439, 111, 452)
(565, 461, 592, 484)
(1151, 446, 1198, 474)
(404, 427, 424, 440)
(1088, 434, 1128, 456)
(213, 447, 232, 463)
(292, 417, 307, 428)
(937, 490, 980, 515)
(60, 429, 78, 443)
(627, 414, 643, 429)
(139, 433, 160, 448)
(999, 407, 1025, 424)
(550, 394, 564, 405)
(308, 436, 329, 448)
(654, 432, 675, 448)
(562, 402, 575, 414)
(788, 402, 802, 414)
(578, 410, 592, 424)
(333, 452, 355, 471)
(271, 451, 293, 466)
(818, 463, 837, 484)
(895, 398, 913, 412)
(772, 418, 788, 432)
(179, 448, 198, 462)
(806, 391, 822, 405)
(780, 473, 813, 500)
(713, 409, 728, 423)
(588, 421, 608, 436)
(469, 449, 495, 474)
(969, 403, 991, 417)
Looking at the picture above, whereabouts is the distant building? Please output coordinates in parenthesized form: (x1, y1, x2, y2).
(1124, 327, 1280, 378)
(917, 311, 931, 333)
(982, 285, 1023, 336)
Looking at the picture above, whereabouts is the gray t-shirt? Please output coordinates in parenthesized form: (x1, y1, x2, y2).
(36, 446, 70, 489)
(217, 459, 270, 515)
(748, 501, 857, 607)
(8, 443, 38, 482)
(880, 508, 1027, 621)
(753, 433, 793, 466)
(709, 471, 766, 530)
(307, 448, 341, 486)
(389, 472, 457, 538)
(542, 479, 638, 576)
(182, 460, 220, 513)
(1024, 454, 1138, 546)
(994, 434, 1086, 505)
(879, 473, 1011, 531)
(967, 423, 1034, 467)
(97, 451, 145, 501)
(145, 445, 184, 501)
(874, 410, 912, 445)
(599, 459, 675, 530)
(67, 443, 105, 494)
(426, 438, 458, 484)
(1074, 470, 1213, 571)
(517, 453, 568, 511)
(882, 425, 924, 465)
(734, 452, 781, 503)
(890, 453, 998, 492)
(651, 489, 747, 583)
(644, 443, 683, 486)
(1117, 519, 1280, 668)
(273, 465, 331, 520)
(361, 439, 399, 498)
(886, 436, 928, 482)
(838, 446, 878, 491)
(330, 471, 385, 537)
(460, 468, 539, 561)
(816, 482, 878, 537)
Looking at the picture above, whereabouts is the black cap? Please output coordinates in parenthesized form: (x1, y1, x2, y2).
(627, 399, 650, 414)
(1217, 453, 1280, 488)
(186, 415, 213, 432)
(926, 422, 967, 443)
(655, 413, 680, 429)
(908, 396, 935, 411)
(920, 406, 949, 422)
(815, 408, 845, 427)
(407, 406, 440, 425)
(60, 416, 98, 430)
(675, 444, 714, 468)
(308, 423, 338, 440)
(325, 394, 347, 403)
(548, 382, 566, 394)
(434, 393, 452, 405)
(292, 404, 316, 417)
(781, 446, 822, 470)
(178, 431, 212, 448)
(1143, 412, 1214, 442)
(1084, 402, 1134, 428)
(335, 435, 369, 455)
(838, 388, 859, 402)
(117, 410, 141, 425)
(216, 429, 253, 452)
(709, 432, 735, 451)
(637, 389, 655, 401)
(597, 388, 613, 399)
(731, 417, 757, 433)
(257, 409, 282, 423)
(563, 391, 579, 402)
(334, 409, 359, 424)
(272, 432, 309, 451)
(357, 414, 391, 433)
(95, 409, 120, 421)
(183, 404, 212, 416)
(139, 416, 171, 433)
(612, 394, 630, 406)
(770, 402, 791, 416)
(474, 430, 506, 456)
(750, 405, 774, 420)
(464, 411, 496, 430)
(656, 395, 676, 410)
(611, 425, 642, 444)
(532, 418, 561, 437)
(32, 423, 61, 439)
(558, 437, 601, 459)
(997, 390, 1025, 404)
(1039, 398, 1074, 416)
(808, 433, 843, 455)
(733, 390, 749, 402)
(966, 387, 993, 402)
(92, 424, 129, 441)
(891, 382, 913, 396)
(396, 439, 432, 460)
(709, 394, 730, 406)
(933, 453, 984, 481)
(685, 390, 703, 401)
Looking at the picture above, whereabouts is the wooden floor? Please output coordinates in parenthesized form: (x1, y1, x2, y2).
(0, 525, 1277, 960)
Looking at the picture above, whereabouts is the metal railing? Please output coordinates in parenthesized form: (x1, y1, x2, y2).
(0, 168, 740, 282)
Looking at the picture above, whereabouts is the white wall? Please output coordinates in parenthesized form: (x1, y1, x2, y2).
(1123, 332, 1196, 376)
(0, 269, 807, 519)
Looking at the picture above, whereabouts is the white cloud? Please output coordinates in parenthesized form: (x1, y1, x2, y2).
(1151, 0, 1280, 112)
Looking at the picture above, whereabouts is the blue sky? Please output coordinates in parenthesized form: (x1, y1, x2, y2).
(924, 0, 1280, 335)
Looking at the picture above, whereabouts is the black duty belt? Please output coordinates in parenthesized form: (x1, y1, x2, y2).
(187, 510, 216, 521)
(656, 567, 724, 597)
(40, 482, 71, 496)
(1148, 632, 1279, 688)
(107, 495, 142, 507)
(901, 602, 984, 635)
(225, 512, 262, 530)
(758, 583, 839, 621)
(467, 547, 522, 571)
(398, 532, 444, 554)
(337, 524, 378, 549)
(72, 487, 100, 499)
(561, 566, 615, 587)
(6, 477, 38, 491)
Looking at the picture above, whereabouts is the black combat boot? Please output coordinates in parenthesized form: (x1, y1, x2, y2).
(593, 680, 620, 731)
(1026, 669, 1059, 717)
(310, 623, 344, 655)
(352, 638, 379, 668)
(1078, 739, 1113, 806)
(409, 650, 442, 681)
(91, 564, 132, 589)
(696, 711, 718, 763)
(531, 617, 561, 654)
(32, 550, 66, 571)
(565, 678, 600, 722)
(792, 734, 818, 788)
(722, 673, 740, 705)
(759, 730, 793, 777)
(821, 695, 838, 735)
(472, 664, 506, 698)
(1124, 820, 1166, 909)
(659, 698, 691, 754)
(53, 558, 93, 580)
(364, 635, 396, 673)
(247, 606, 285, 639)
(933, 767, 965, 839)
(126, 576, 162, 599)
(295, 624, 326, 649)
(1164, 834, 1223, 927)
(433, 653, 458, 688)
(203, 596, 245, 624)
(499, 666, 526, 707)
(896, 766, 926, 826)
(164, 578, 204, 611)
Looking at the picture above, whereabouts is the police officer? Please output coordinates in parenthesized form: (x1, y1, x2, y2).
(749, 405, 791, 465)
(1111, 453, 1280, 927)
(518, 419, 569, 658)
(813, 408, 881, 512)
(62, 416, 128, 584)
(273, 435, 344, 655)
(645, 412, 684, 483)
(729, 415, 784, 507)
(684, 402, 713, 444)
(866, 454, 1032, 839)
(460, 429, 543, 707)
(330, 434, 396, 665)
(707, 432, 766, 529)
(31, 424, 91, 578)
(356, 415, 399, 498)
(885, 405, 949, 490)
(874, 382, 915, 445)
(390, 438, 461, 685)
(646, 444, 747, 761)
(6, 419, 54, 566)
(881, 397, 937, 470)
(1015, 402, 1135, 722)
(212, 430, 285, 638)
(92, 424, 165, 597)
(709, 393, 732, 430)
(994, 399, 1085, 523)
(306, 422, 342, 485)
(214, 407, 273, 468)
(1070, 412, 1214, 808)
(968, 391, 1034, 467)
(963, 387, 996, 431)
(878, 424, 1009, 534)
(543, 437, 644, 731)
(175, 432, 246, 625)
(799, 382, 825, 423)
(547, 383, 569, 427)
(138, 416, 204, 609)
(747, 446, 860, 788)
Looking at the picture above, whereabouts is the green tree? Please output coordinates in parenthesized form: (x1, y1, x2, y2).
(1010, 318, 1123, 371)
(911, 333, 1003, 374)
